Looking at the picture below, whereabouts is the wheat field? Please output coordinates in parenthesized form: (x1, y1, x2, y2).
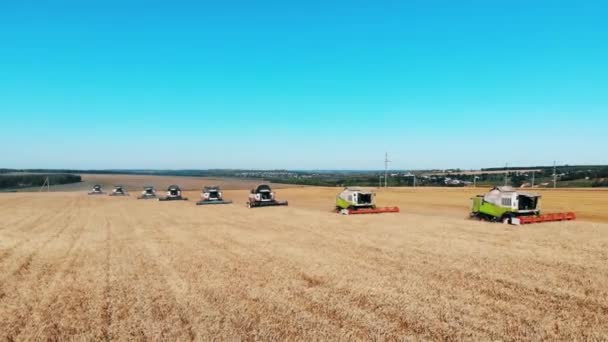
(1, 182, 607, 340)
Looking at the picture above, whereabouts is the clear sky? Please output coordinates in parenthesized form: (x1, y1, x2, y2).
(1, 1, 607, 170)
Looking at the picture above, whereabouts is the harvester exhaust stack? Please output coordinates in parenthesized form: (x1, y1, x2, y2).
(471, 186, 576, 225)
(335, 187, 399, 215)
(196, 186, 232, 205)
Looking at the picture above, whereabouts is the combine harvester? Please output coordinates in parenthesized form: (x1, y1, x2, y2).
(88, 184, 105, 195)
(137, 186, 157, 200)
(109, 185, 128, 196)
(335, 187, 400, 215)
(471, 186, 576, 225)
(196, 186, 232, 205)
(158, 185, 188, 201)
(247, 184, 288, 208)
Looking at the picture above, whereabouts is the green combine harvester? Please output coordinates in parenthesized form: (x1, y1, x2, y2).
(335, 187, 399, 215)
(471, 186, 575, 225)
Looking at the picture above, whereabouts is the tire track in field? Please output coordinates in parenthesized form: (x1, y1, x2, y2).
(117, 205, 197, 340)
(10, 204, 77, 278)
(0, 198, 40, 231)
(153, 206, 484, 338)
(0, 195, 71, 233)
(146, 207, 311, 338)
(151, 207, 378, 339)
(0, 197, 73, 263)
(1, 197, 87, 340)
(101, 214, 112, 342)
(157, 207, 515, 339)
(0, 197, 78, 280)
(23, 198, 108, 340)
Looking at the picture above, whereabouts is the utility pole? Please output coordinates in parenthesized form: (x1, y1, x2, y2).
(504, 162, 509, 186)
(413, 174, 416, 188)
(384, 152, 391, 188)
(473, 176, 478, 188)
(39, 176, 50, 192)
(378, 175, 382, 188)
(531, 170, 535, 187)
(553, 161, 557, 189)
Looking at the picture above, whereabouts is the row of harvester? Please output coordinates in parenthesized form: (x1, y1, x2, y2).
(88, 183, 401, 213)
(470, 186, 576, 225)
(88, 184, 129, 196)
(89, 183, 575, 224)
(88, 183, 287, 207)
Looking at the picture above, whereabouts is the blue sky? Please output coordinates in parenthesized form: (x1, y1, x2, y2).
(1, 1, 606, 170)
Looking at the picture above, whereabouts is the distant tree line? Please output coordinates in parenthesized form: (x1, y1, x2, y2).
(2, 166, 607, 188)
(0, 174, 82, 190)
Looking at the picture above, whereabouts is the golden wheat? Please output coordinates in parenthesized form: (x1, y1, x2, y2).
(1, 185, 607, 340)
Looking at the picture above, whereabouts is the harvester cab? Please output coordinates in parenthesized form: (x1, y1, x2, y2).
(471, 186, 575, 224)
(158, 185, 188, 201)
(137, 186, 157, 199)
(247, 184, 288, 208)
(196, 186, 233, 205)
(335, 187, 399, 215)
(109, 185, 128, 196)
(88, 184, 105, 195)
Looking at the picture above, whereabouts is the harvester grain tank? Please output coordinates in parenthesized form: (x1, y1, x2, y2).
(158, 185, 188, 201)
(137, 186, 157, 199)
(196, 186, 232, 205)
(335, 187, 399, 215)
(247, 184, 288, 208)
(471, 186, 576, 224)
(88, 184, 105, 195)
(109, 185, 128, 196)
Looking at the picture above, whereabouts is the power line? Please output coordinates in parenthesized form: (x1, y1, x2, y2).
(384, 152, 391, 188)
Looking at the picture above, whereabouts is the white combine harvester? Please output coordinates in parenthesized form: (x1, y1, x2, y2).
(196, 186, 232, 205)
(158, 185, 188, 201)
(137, 186, 157, 199)
(247, 184, 288, 208)
(88, 184, 105, 195)
(109, 185, 128, 196)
